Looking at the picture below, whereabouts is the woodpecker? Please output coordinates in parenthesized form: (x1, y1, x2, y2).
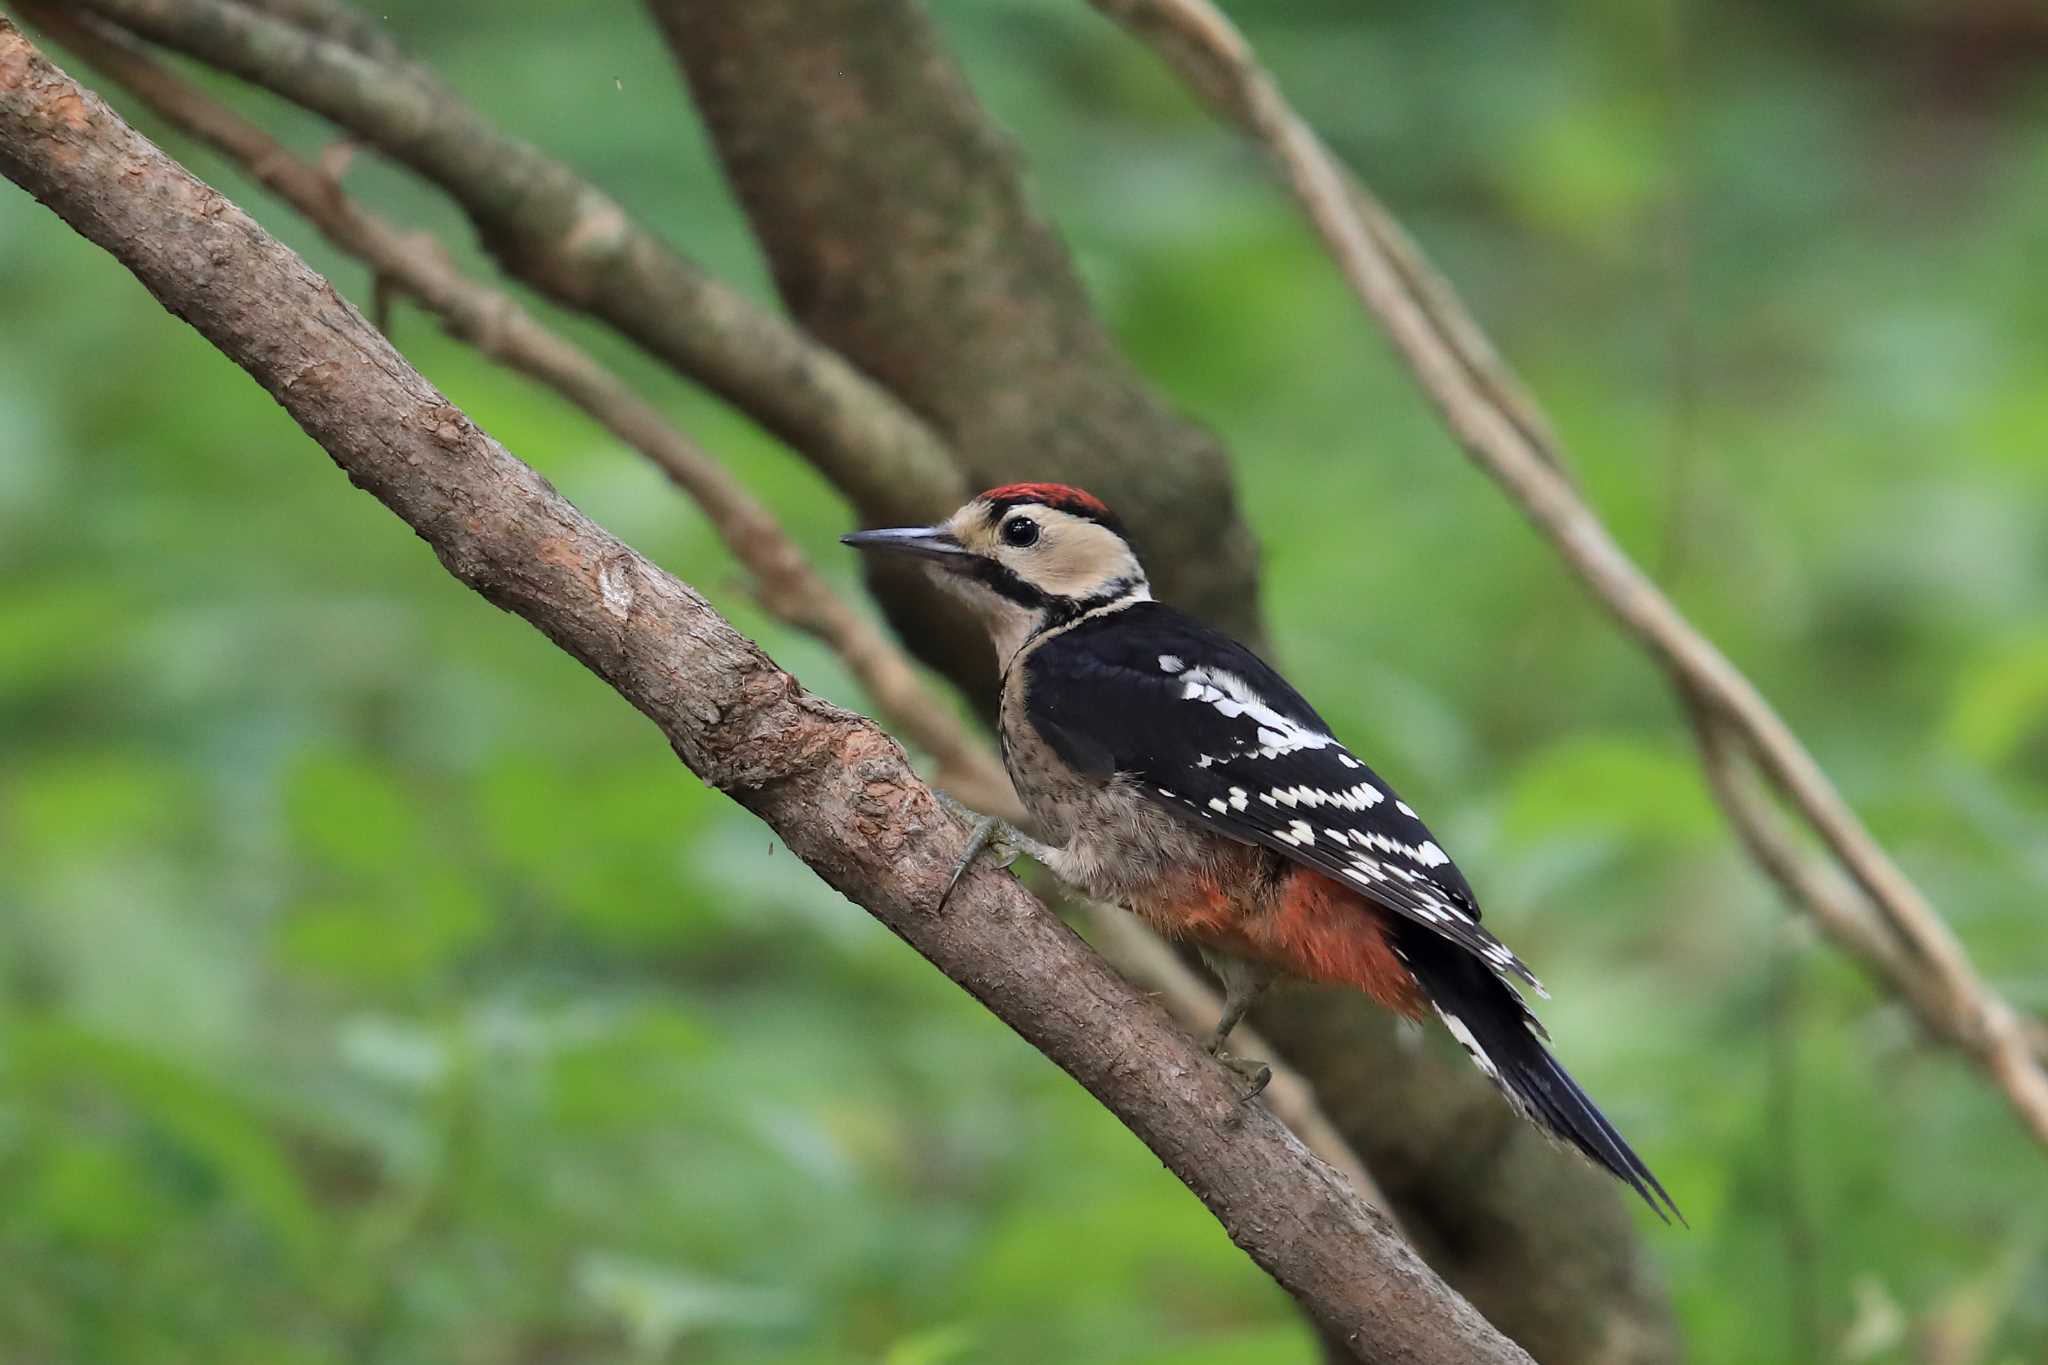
(844, 483, 1679, 1221)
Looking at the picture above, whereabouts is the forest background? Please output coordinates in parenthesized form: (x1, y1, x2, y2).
(3, 1, 2047, 1361)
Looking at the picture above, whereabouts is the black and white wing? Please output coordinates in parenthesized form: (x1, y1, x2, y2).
(1025, 602, 1543, 995)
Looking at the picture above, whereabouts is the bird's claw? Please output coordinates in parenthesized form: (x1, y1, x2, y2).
(939, 813, 1011, 911)
(1206, 1042, 1273, 1103)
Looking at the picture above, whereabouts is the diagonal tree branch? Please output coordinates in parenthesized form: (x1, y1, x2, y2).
(52, 1, 1685, 1351)
(51, 0, 967, 532)
(0, 24, 1524, 1359)
(1089, 0, 2048, 1149)
(15, 1, 1012, 820)
(20, 2, 1419, 1219)
(52, 24, 1674, 1334)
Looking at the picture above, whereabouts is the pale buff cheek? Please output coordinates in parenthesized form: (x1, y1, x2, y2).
(1013, 530, 1134, 597)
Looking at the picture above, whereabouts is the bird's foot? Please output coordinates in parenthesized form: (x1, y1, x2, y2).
(1206, 1041, 1273, 1103)
(932, 792, 1056, 911)
(940, 814, 1007, 909)
(939, 815, 1054, 911)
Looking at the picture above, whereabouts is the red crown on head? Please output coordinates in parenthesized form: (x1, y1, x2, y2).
(977, 482, 1119, 528)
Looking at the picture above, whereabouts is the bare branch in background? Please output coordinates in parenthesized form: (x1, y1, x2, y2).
(16, 3, 1012, 819)
(239, 0, 397, 60)
(0, 26, 1537, 1360)
(55, 0, 967, 531)
(1090, 0, 2048, 1148)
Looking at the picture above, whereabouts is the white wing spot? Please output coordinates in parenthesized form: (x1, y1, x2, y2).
(1287, 819, 1315, 845)
(1177, 666, 1336, 756)
(1158, 654, 1184, 673)
(1337, 754, 1360, 769)
(1436, 1009, 1500, 1081)
(1228, 787, 1249, 811)
(1207, 797, 1229, 813)
(1396, 800, 1418, 818)
(1415, 841, 1450, 868)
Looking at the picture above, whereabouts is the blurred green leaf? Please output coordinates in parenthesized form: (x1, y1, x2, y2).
(880, 1323, 978, 1365)
(286, 750, 428, 876)
(1946, 634, 2048, 770)
(0, 580, 131, 698)
(1501, 734, 1720, 846)
(1109, 1324, 1317, 1365)
(19, 1133, 171, 1250)
(574, 1252, 804, 1354)
(281, 870, 489, 989)
(548, 1002, 714, 1129)
(8, 1018, 325, 1273)
(6, 0, 2048, 1358)
(7, 753, 189, 859)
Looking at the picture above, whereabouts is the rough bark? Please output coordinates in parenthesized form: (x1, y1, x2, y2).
(0, 21, 1540, 1362)
(646, 2, 1678, 1355)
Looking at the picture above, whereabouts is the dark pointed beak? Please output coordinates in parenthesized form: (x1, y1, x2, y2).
(840, 525, 971, 565)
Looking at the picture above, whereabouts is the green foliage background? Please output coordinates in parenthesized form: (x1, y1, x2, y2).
(3, 1, 2046, 1360)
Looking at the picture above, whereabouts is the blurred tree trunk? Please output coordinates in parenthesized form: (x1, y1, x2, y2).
(645, 0, 1258, 710)
(647, 2, 1679, 1360)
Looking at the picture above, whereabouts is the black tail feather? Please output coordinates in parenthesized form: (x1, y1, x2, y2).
(1397, 926, 1684, 1225)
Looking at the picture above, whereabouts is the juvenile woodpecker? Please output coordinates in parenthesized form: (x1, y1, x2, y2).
(845, 483, 1679, 1221)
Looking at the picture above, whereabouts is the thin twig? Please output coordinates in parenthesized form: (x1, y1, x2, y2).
(0, 28, 1532, 1356)
(17, 4, 1013, 819)
(1091, 0, 2048, 1148)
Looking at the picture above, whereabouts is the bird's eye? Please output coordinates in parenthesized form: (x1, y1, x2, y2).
(1001, 516, 1040, 547)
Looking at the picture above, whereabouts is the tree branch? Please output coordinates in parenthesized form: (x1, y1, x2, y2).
(22, 2, 1425, 1223)
(16, 1, 1014, 819)
(238, 0, 396, 60)
(0, 23, 1542, 1360)
(1090, 0, 2048, 1149)
(52, 0, 967, 531)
